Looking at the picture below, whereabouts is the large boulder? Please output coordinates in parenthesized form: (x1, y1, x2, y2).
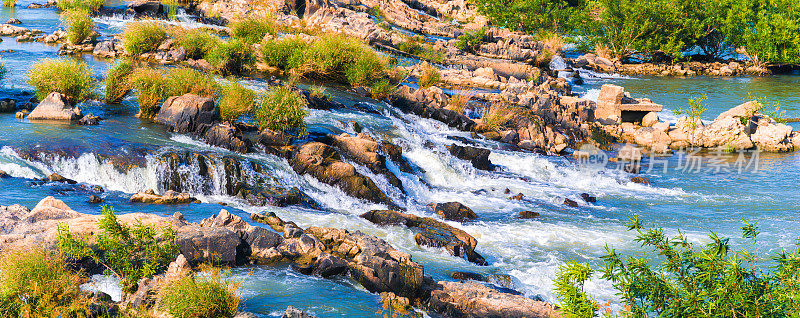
(426, 281, 560, 318)
(751, 121, 793, 152)
(361, 210, 486, 265)
(176, 224, 241, 264)
(155, 94, 218, 133)
(202, 124, 251, 153)
(27, 92, 81, 121)
(329, 133, 403, 191)
(289, 142, 393, 207)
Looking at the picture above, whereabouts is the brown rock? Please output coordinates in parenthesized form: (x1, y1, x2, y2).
(129, 190, 197, 204)
(430, 202, 478, 221)
(426, 281, 560, 318)
(518, 211, 540, 219)
(155, 94, 217, 132)
(27, 92, 81, 121)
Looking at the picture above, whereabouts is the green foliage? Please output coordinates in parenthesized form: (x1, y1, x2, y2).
(472, 0, 590, 35)
(28, 58, 96, 103)
(0, 248, 90, 317)
(63, 9, 94, 45)
(398, 36, 445, 63)
(554, 261, 596, 318)
(177, 29, 222, 60)
(231, 17, 276, 44)
(104, 59, 134, 104)
(157, 267, 241, 318)
(0, 63, 7, 82)
(207, 39, 256, 76)
(2, 0, 15, 7)
(455, 28, 487, 53)
(557, 216, 800, 317)
(260, 36, 308, 70)
(58, 206, 179, 293)
(123, 21, 168, 56)
(255, 85, 307, 132)
(218, 80, 256, 123)
(165, 67, 219, 98)
(57, 0, 103, 12)
(417, 64, 440, 88)
(724, 0, 800, 65)
(674, 94, 708, 128)
(129, 67, 166, 117)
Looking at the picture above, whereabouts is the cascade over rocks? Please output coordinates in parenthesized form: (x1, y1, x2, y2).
(202, 123, 252, 153)
(448, 144, 494, 171)
(289, 142, 395, 207)
(390, 86, 476, 131)
(328, 133, 404, 191)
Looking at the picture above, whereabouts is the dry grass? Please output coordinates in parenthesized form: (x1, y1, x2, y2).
(594, 43, 613, 60)
(446, 90, 472, 114)
(480, 103, 512, 131)
(418, 63, 441, 89)
(536, 34, 565, 65)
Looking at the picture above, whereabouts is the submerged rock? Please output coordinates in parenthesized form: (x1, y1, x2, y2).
(289, 142, 394, 207)
(448, 144, 494, 171)
(361, 209, 486, 265)
(430, 202, 478, 221)
(78, 114, 101, 126)
(46, 172, 77, 184)
(129, 189, 198, 204)
(27, 92, 81, 121)
(518, 211, 540, 219)
(282, 306, 317, 318)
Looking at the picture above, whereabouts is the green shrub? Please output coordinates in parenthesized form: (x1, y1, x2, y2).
(455, 28, 487, 53)
(177, 29, 222, 60)
(297, 33, 389, 86)
(472, 0, 589, 35)
(218, 80, 256, 123)
(28, 58, 96, 103)
(673, 94, 708, 128)
(63, 9, 94, 45)
(370, 78, 394, 100)
(0, 248, 90, 317)
(207, 39, 256, 76)
(104, 59, 134, 104)
(129, 68, 166, 118)
(58, 206, 179, 293)
(123, 21, 168, 56)
(57, 0, 103, 11)
(556, 216, 800, 317)
(3, 0, 15, 7)
(255, 85, 307, 132)
(231, 17, 276, 44)
(260, 36, 308, 69)
(157, 267, 240, 318)
(417, 64, 440, 88)
(553, 261, 596, 318)
(165, 67, 219, 98)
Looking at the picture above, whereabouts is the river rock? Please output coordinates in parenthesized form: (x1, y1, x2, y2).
(580, 193, 596, 202)
(282, 306, 317, 318)
(0, 170, 8, 178)
(361, 210, 486, 265)
(129, 189, 197, 204)
(630, 176, 650, 185)
(27, 92, 81, 121)
(448, 144, 494, 170)
(202, 123, 251, 153)
(78, 114, 101, 125)
(175, 223, 240, 264)
(518, 211, 540, 219)
(155, 94, 218, 133)
(0, 99, 15, 113)
(751, 122, 793, 152)
(88, 195, 103, 203)
(329, 133, 403, 191)
(642, 112, 659, 127)
(93, 40, 117, 58)
(289, 142, 393, 207)
(259, 129, 294, 147)
(430, 202, 477, 221)
(390, 85, 476, 131)
(46, 172, 77, 184)
(426, 281, 560, 318)
(127, 0, 163, 16)
(563, 198, 578, 207)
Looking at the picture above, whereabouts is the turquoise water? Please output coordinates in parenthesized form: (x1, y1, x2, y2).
(2, 4, 800, 317)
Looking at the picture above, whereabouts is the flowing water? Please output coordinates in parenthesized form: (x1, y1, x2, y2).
(2, 4, 800, 317)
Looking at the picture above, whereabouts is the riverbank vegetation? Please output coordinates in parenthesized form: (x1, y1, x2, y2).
(165, 67, 219, 98)
(555, 217, 800, 317)
(207, 39, 256, 76)
(56, 0, 103, 12)
(157, 266, 241, 318)
(104, 60, 134, 104)
(28, 59, 96, 103)
(123, 21, 168, 56)
(130, 67, 166, 117)
(63, 9, 94, 44)
(255, 85, 307, 132)
(219, 80, 256, 123)
(474, 0, 800, 65)
(176, 29, 222, 60)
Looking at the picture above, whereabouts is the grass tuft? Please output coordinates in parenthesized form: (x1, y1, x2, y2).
(123, 21, 168, 56)
(0, 248, 89, 317)
(218, 79, 256, 123)
(57, 0, 103, 12)
(417, 64, 440, 88)
(260, 36, 308, 70)
(104, 59, 134, 104)
(63, 9, 94, 45)
(446, 91, 472, 114)
(255, 85, 307, 132)
(165, 67, 219, 98)
(176, 29, 222, 60)
(129, 67, 166, 117)
(481, 103, 511, 131)
(28, 58, 96, 103)
(157, 266, 240, 318)
(207, 39, 256, 76)
(370, 78, 394, 100)
(231, 17, 276, 44)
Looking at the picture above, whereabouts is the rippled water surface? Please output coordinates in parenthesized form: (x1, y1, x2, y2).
(1, 5, 800, 316)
